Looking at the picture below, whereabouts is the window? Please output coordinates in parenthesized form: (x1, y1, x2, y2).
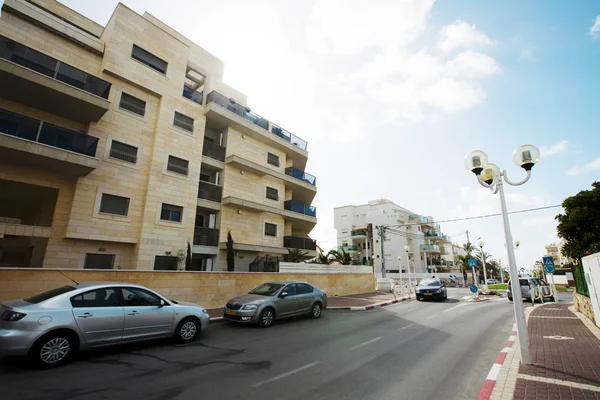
(173, 111, 194, 132)
(131, 44, 167, 74)
(282, 284, 297, 296)
(25, 286, 75, 304)
(296, 283, 314, 295)
(99, 193, 130, 216)
(267, 152, 280, 167)
(109, 140, 138, 163)
(167, 155, 189, 175)
(154, 255, 178, 270)
(160, 203, 183, 222)
(266, 187, 278, 201)
(264, 222, 277, 237)
(119, 92, 146, 116)
(200, 173, 211, 182)
(83, 254, 115, 269)
(70, 288, 119, 308)
(121, 287, 161, 306)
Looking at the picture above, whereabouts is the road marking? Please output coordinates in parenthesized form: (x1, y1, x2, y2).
(443, 303, 467, 313)
(486, 363, 502, 380)
(251, 361, 321, 388)
(529, 316, 579, 319)
(350, 336, 382, 351)
(516, 373, 600, 392)
(395, 323, 415, 332)
(426, 314, 438, 320)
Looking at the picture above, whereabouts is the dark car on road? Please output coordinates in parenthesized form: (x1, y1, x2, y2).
(416, 278, 447, 301)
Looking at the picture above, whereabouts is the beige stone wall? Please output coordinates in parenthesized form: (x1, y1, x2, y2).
(574, 292, 595, 325)
(219, 205, 285, 248)
(0, 269, 376, 309)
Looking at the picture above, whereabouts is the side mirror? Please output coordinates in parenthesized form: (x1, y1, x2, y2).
(159, 299, 167, 307)
(279, 292, 289, 298)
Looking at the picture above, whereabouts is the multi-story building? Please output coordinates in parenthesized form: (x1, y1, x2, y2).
(333, 199, 453, 274)
(544, 239, 572, 269)
(0, 0, 317, 271)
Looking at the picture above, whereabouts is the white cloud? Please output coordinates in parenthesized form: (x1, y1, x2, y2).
(438, 20, 494, 53)
(589, 16, 600, 38)
(567, 157, 600, 176)
(445, 51, 501, 78)
(540, 140, 569, 157)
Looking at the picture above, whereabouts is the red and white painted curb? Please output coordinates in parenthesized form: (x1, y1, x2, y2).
(476, 323, 518, 400)
(329, 296, 413, 311)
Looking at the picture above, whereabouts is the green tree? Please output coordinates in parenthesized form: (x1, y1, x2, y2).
(328, 248, 352, 265)
(226, 230, 235, 272)
(463, 242, 475, 257)
(556, 181, 600, 260)
(185, 241, 192, 270)
(286, 248, 309, 263)
(317, 251, 330, 265)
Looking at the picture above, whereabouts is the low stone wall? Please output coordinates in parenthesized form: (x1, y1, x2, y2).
(573, 291, 595, 324)
(0, 269, 376, 309)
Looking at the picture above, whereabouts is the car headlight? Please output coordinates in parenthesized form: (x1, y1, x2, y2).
(1, 310, 26, 321)
(415, 289, 421, 293)
(435, 289, 442, 294)
(241, 304, 258, 311)
(202, 309, 209, 314)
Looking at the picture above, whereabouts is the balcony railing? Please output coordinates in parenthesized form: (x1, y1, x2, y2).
(420, 244, 440, 252)
(0, 36, 111, 99)
(340, 245, 358, 252)
(285, 167, 316, 186)
(202, 139, 226, 162)
(0, 108, 98, 156)
(197, 181, 222, 203)
(351, 229, 367, 237)
(284, 200, 316, 218)
(193, 227, 219, 246)
(182, 84, 203, 105)
(206, 90, 308, 151)
(424, 231, 442, 238)
(409, 215, 429, 223)
(284, 236, 316, 251)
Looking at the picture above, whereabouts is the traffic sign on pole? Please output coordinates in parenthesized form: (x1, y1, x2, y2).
(468, 259, 477, 268)
(543, 256, 555, 274)
(469, 285, 478, 293)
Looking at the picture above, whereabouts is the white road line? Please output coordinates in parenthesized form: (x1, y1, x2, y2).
(251, 361, 321, 388)
(443, 303, 467, 313)
(395, 323, 415, 332)
(350, 336, 382, 351)
(426, 314, 438, 320)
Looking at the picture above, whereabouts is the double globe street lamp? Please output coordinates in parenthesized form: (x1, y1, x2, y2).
(464, 144, 540, 365)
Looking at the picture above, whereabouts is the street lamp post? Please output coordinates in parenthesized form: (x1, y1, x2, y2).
(464, 144, 540, 365)
(478, 241, 489, 291)
(404, 246, 414, 294)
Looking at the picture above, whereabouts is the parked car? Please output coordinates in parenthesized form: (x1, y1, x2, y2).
(416, 278, 447, 301)
(224, 281, 327, 328)
(507, 278, 554, 302)
(486, 278, 499, 285)
(0, 283, 210, 368)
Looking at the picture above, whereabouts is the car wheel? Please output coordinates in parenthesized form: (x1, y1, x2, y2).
(258, 308, 275, 328)
(310, 302, 323, 319)
(175, 317, 200, 343)
(30, 331, 77, 368)
(508, 296, 513, 301)
(417, 297, 422, 301)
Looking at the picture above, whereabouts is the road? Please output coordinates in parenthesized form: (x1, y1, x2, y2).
(0, 289, 572, 400)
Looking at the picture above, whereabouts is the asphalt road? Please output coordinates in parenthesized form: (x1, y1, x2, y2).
(0, 289, 572, 400)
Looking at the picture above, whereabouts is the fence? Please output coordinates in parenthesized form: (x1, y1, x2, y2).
(279, 263, 373, 274)
(571, 263, 589, 297)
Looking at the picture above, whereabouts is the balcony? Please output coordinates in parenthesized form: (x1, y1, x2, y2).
(193, 227, 219, 247)
(202, 140, 226, 162)
(182, 84, 203, 105)
(340, 245, 358, 252)
(0, 108, 99, 176)
(351, 229, 368, 238)
(197, 181, 222, 203)
(0, 36, 111, 123)
(420, 244, 441, 253)
(284, 200, 317, 218)
(284, 236, 317, 251)
(285, 167, 316, 186)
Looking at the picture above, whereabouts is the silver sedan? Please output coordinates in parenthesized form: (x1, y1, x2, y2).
(224, 281, 328, 328)
(0, 282, 210, 367)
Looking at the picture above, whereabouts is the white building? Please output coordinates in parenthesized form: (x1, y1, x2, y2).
(334, 199, 461, 275)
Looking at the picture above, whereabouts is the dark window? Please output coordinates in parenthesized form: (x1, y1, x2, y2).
(204, 136, 215, 143)
(100, 194, 129, 216)
(173, 112, 194, 132)
(99, 193, 129, 216)
(83, 254, 115, 269)
(167, 155, 189, 175)
(265, 222, 277, 237)
(121, 287, 161, 306)
(200, 173, 211, 182)
(160, 204, 183, 222)
(296, 283, 314, 295)
(70, 288, 119, 308)
(267, 152, 280, 167)
(154, 255, 178, 270)
(282, 284, 297, 296)
(131, 45, 167, 74)
(109, 140, 138, 163)
(266, 187, 278, 201)
(119, 92, 146, 116)
(24, 286, 75, 304)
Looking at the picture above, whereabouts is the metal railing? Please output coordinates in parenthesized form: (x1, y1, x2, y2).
(351, 229, 367, 236)
(202, 140, 226, 162)
(197, 181, 222, 203)
(0, 108, 98, 157)
(193, 227, 219, 246)
(284, 200, 317, 218)
(182, 84, 203, 105)
(0, 36, 111, 99)
(285, 167, 316, 186)
(419, 244, 441, 252)
(283, 236, 317, 251)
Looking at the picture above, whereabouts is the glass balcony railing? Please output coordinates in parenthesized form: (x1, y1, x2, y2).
(284, 236, 317, 251)
(351, 229, 367, 237)
(424, 231, 442, 238)
(193, 227, 219, 246)
(285, 167, 316, 186)
(206, 90, 308, 151)
(0, 36, 111, 99)
(341, 245, 358, 251)
(409, 215, 429, 223)
(202, 139, 226, 162)
(420, 244, 441, 252)
(284, 199, 316, 218)
(182, 84, 203, 105)
(0, 108, 98, 156)
(197, 181, 222, 203)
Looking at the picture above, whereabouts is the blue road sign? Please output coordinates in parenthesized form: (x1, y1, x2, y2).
(468, 259, 477, 268)
(469, 285, 479, 293)
(543, 256, 555, 274)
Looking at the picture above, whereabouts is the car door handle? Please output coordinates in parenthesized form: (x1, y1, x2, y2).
(78, 313, 93, 318)
(127, 311, 139, 316)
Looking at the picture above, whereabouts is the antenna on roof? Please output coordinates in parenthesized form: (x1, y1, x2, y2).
(57, 270, 79, 285)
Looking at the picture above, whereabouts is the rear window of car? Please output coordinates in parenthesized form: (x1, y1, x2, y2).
(24, 286, 76, 304)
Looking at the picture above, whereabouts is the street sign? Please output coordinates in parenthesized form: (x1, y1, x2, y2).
(469, 285, 478, 293)
(543, 256, 555, 274)
(468, 259, 477, 268)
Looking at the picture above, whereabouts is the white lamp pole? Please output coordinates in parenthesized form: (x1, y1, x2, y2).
(464, 144, 540, 365)
(478, 240, 489, 291)
(404, 246, 413, 295)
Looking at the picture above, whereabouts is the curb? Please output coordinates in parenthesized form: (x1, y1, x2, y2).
(476, 323, 518, 400)
(328, 296, 412, 311)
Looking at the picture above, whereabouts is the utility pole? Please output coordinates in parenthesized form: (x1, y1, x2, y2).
(378, 225, 386, 278)
(466, 230, 475, 285)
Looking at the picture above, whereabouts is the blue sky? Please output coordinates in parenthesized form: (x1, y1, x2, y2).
(11, 0, 600, 269)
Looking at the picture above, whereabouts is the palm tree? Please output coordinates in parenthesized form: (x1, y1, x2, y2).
(317, 251, 330, 264)
(286, 248, 309, 263)
(328, 248, 352, 265)
(463, 242, 475, 257)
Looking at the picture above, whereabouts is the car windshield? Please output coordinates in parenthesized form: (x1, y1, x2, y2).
(249, 283, 284, 296)
(419, 279, 441, 287)
(24, 286, 76, 304)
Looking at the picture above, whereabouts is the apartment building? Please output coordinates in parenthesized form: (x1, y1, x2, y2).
(333, 199, 454, 274)
(544, 239, 571, 268)
(0, 0, 317, 271)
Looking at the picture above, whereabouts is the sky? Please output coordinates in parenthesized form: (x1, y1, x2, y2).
(17, 0, 600, 270)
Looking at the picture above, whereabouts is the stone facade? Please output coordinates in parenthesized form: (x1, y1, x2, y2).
(573, 291, 595, 325)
